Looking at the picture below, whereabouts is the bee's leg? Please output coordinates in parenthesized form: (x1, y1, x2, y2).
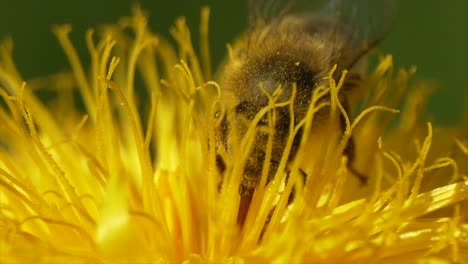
(286, 168, 307, 204)
(216, 154, 226, 191)
(259, 207, 274, 242)
(237, 192, 253, 227)
(236, 156, 261, 227)
(263, 158, 300, 204)
(259, 166, 307, 242)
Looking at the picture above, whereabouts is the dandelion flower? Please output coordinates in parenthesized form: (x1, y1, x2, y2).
(0, 6, 467, 264)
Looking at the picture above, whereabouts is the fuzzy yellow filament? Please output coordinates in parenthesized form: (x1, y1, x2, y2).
(0, 6, 467, 263)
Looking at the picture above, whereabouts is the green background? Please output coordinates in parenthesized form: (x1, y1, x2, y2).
(1, 0, 466, 125)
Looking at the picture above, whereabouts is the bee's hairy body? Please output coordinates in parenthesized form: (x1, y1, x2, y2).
(217, 14, 361, 197)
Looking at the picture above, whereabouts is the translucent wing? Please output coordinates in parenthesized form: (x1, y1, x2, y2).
(248, 0, 397, 67)
(323, 0, 396, 64)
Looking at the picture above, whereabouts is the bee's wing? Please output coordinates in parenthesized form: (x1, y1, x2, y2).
(249, 0, 397, 67)
(323, 0, 396, 66)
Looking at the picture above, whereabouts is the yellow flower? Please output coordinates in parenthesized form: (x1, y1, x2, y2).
(0, 6, 467, 263)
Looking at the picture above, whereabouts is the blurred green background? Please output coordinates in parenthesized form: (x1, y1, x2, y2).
(0, 0, 466, 125)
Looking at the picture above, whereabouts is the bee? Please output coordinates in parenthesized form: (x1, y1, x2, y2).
(215, 0, 396, 223)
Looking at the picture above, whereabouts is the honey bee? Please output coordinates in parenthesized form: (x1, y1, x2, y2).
(215, 0, 396, 222)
